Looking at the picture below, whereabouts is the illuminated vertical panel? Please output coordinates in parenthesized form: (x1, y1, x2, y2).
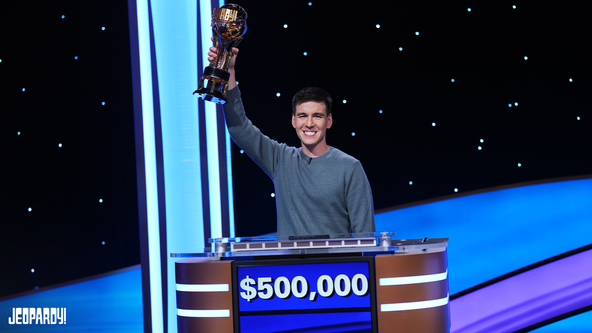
(222, 0, 233, 238)
(218, 0, 235, 238)
(226, 126, 235, 237)
(219, 0, 233, 235)
(135, 0, 163, 331)
(150, 0, 203, 332)
(199, 0, 223, 239)
(150, 3, 203, 244)
(218, 0, 236, 237)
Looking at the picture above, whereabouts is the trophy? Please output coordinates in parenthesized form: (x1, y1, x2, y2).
(193, 4, 247, 104)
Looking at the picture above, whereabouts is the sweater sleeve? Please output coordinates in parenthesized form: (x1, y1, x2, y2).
(345, 161, 376, 233)
(222, 87, 282, 178)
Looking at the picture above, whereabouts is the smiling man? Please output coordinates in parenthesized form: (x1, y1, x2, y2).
(216, 47, 375, 237)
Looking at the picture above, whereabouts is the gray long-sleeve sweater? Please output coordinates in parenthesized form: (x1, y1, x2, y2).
(223, 87, 375, 237)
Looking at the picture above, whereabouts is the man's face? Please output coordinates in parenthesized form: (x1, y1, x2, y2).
(291, 101, 333, 151)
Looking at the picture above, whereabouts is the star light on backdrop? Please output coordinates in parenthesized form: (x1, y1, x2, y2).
(2, 1, 137, 298)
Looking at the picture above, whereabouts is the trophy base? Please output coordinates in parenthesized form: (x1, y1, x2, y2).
(193, 67, 230, 104)
(194, 89, 227, 104)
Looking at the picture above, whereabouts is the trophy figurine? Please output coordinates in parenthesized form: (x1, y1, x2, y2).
(193, 4, 247, 104)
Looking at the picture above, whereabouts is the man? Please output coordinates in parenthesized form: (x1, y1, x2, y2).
(210, 46, 375, 237)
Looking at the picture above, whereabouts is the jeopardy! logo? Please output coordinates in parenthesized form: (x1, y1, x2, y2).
(8, 308, 66, 325)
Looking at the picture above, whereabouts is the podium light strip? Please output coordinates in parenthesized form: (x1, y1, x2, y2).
(379, 270, 448, 286)
(177, 309, 231, 318)
(381, 294, 449, 312)
(231, 238, 377, 252)
(176, 283, 229, 292)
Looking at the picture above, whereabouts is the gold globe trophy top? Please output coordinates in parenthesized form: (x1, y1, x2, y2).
(213, 4, 247, 40)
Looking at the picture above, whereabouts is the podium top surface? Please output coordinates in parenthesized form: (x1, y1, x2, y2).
(170, 232, 449, 258)
(213, 231, 393, 243)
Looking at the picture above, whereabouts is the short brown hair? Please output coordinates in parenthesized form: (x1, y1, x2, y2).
(292, 87, 332, 115)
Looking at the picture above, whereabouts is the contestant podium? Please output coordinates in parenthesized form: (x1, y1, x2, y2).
(172, 232, 450, 333)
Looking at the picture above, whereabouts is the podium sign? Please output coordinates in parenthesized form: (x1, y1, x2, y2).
(234, 257, 376, 332)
